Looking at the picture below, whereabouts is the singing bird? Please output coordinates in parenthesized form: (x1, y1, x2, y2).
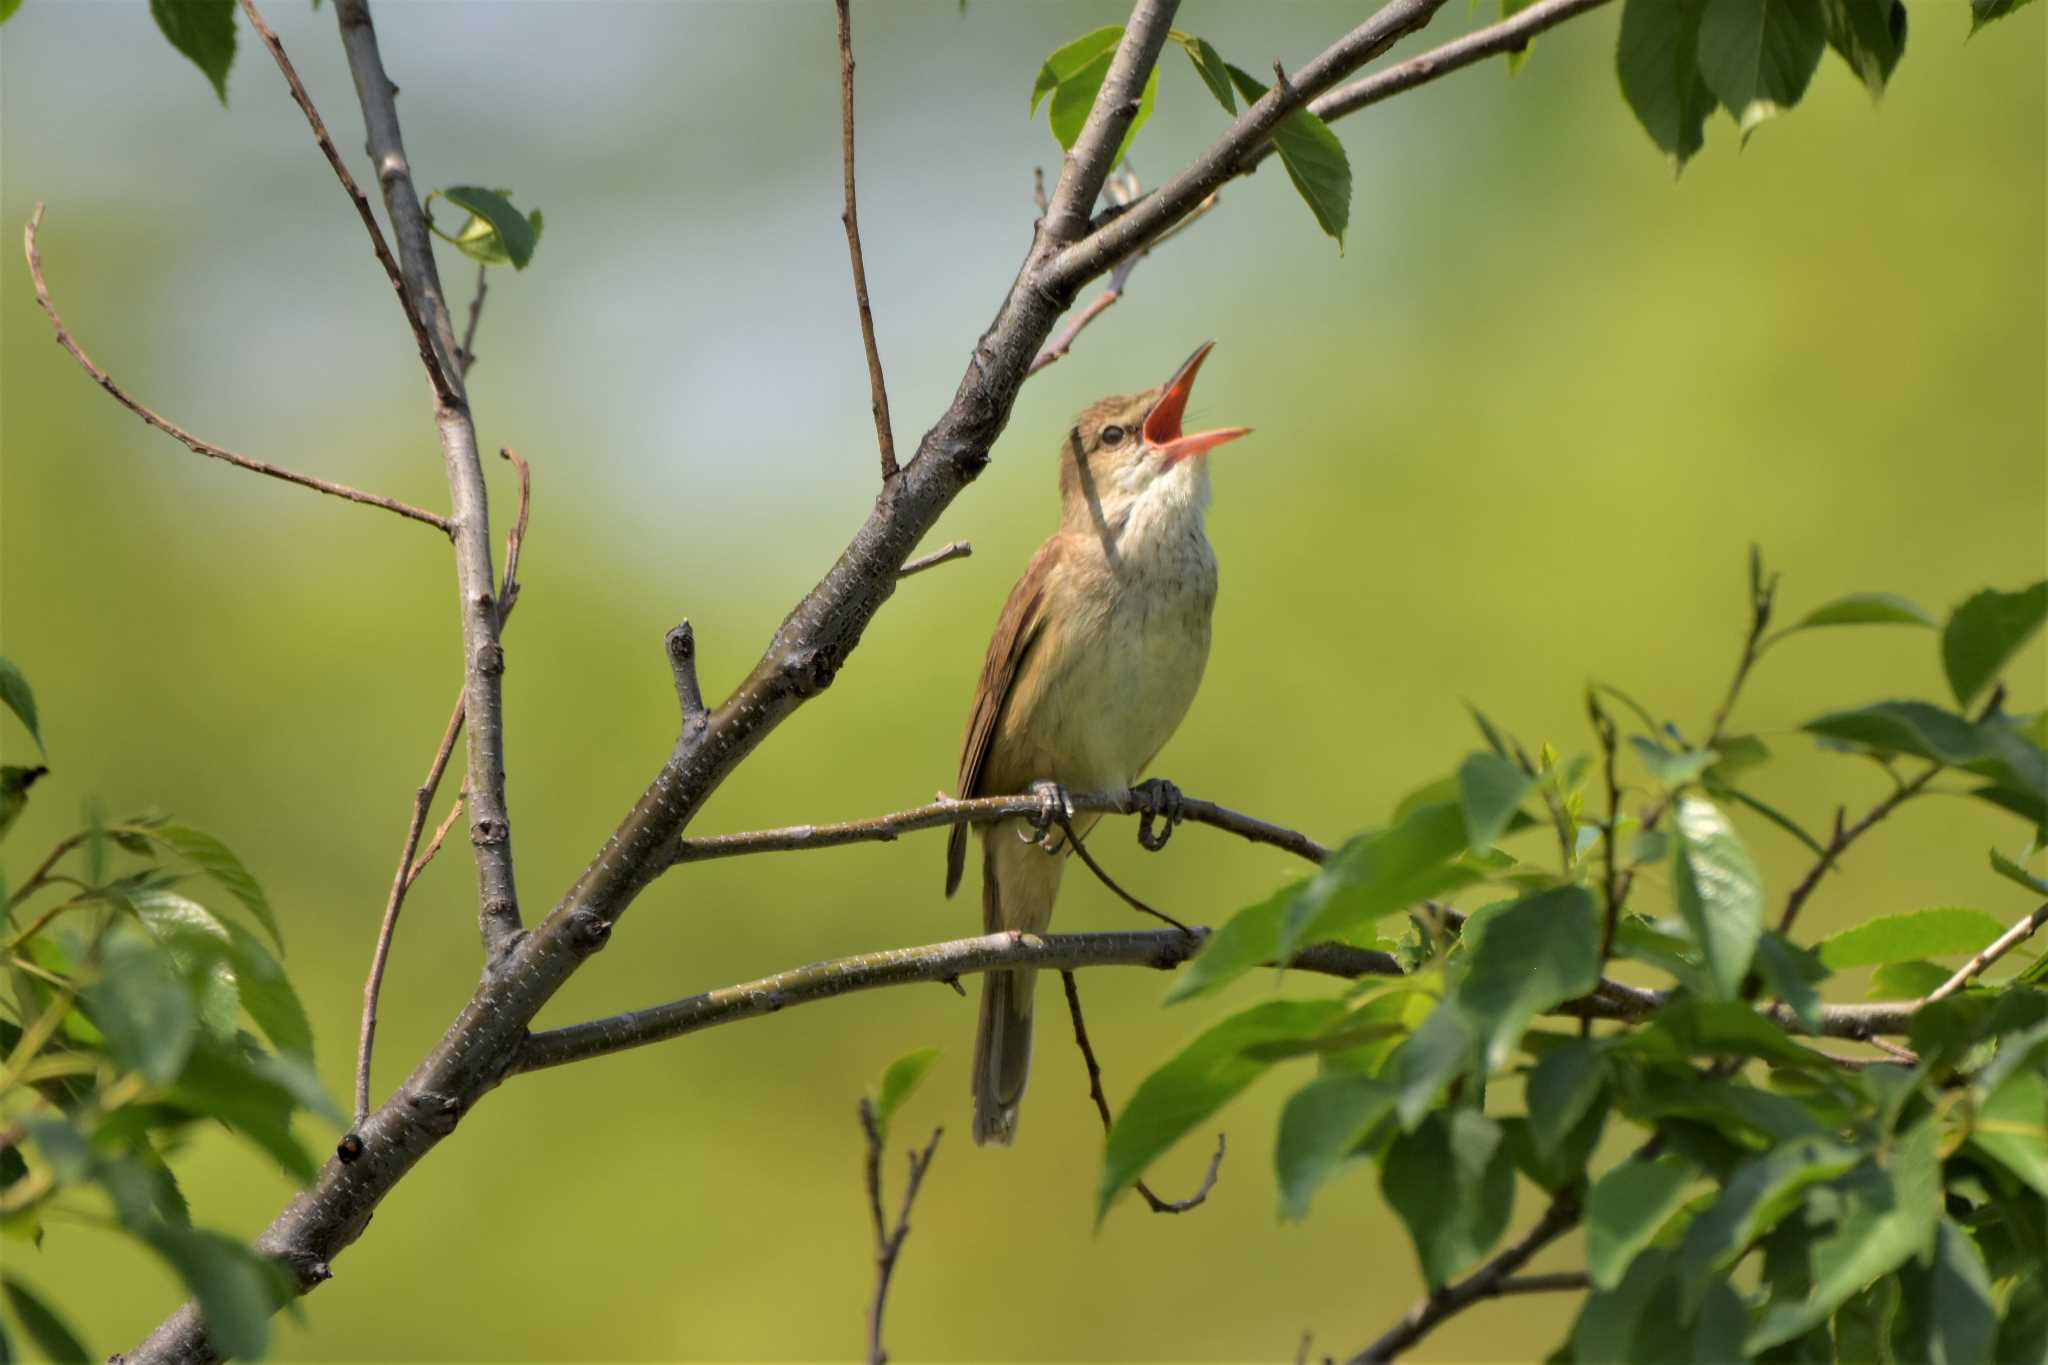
(946, 341, 1251, 1145)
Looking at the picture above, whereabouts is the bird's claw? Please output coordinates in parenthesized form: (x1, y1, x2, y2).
(1132, 778, 1184, 852)
(1022, 780, 1075, 852)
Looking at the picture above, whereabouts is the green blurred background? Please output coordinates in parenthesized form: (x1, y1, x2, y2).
(2, 0, 2042, 1359)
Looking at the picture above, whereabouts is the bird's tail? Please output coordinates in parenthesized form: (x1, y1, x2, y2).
(972, 821, 1066, 1146)
(972, 966, 1035, 1146)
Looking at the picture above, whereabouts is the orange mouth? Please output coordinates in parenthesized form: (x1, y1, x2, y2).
(1144, 340, 1251, 463)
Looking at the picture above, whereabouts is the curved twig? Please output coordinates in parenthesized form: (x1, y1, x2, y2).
(835, 0, 897, 482)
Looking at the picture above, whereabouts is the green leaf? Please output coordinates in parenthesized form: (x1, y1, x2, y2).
(1, 1275, 90, 1362)
(1997, 1265, 2048, 1365)
(82, 924, 196, 1086)
(1705, 780, 1828, 857)
(1805, 704, 2041, 801)
(867, 1047, 939, 1145)
(1695, 0, 1826, 137)
(0, 0, 22, 25)
(129, 823, 280, 952)
(1753, 930, 1827, 1030)
(1587, 1154, 1696, 1289)
(1891, 1218, 1996, 1365)
(1943, 582, 2047, 709)
(1274, 1073, 1393, 1220)
(1868, 959, 1950, 999)
(1047, 50, 1110, 149)
(1389, 1001, 1478, 1127)
(143, 1227, 279, 1361)
(1165, 879, 1299, 1004)
(1968, 1066, 2048, 1198)
(1457, 752, 1536, 851)
(1099, 999, 1343, 1220)
(1746, 1121, 1940, 1352)
(1704, 734, 1771, 780)
(1821, 0, 1907, 97)
(1816, 907, 2006, 968)
(1616, 0, 1716, 169)
(0, 658, 43, 756)
(222, 921, 312, 1060)
(163, 1042, 326, 1180)
(1456, 886, 1599, 1071)
(1991, 847, 2048, 897)
(1224, 65, 1350, 248)
(1671, 796, 1764, 998)
(1381, 1108, 1516, 1288)
(1677, 1136, 1861, 1299)
(1575, 1249, 1678, 1362)
(150, 0, 236, 104)
(1972, 0, 2041, 33)
(431, 187, 543, 271)
(1525, 1039, 1605, 1158)
(1630, 737, 1719, 788)
(1780, 589, 1934, 635)
(0, 765, 47, 843)
(1277, 803, 1472, 962)
(1030, 25, 1120, 114)
(1167, 31, 1235, 112)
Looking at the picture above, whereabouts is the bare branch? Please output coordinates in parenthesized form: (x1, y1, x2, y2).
(1046, 0, 1447, 289)
(1924, 900, 2048, 1004)
(355, 454, 533, 1125)
(328, 0, 523, 962)
(235, 0, 459, 406)
(1059, 970, 1221, 1214)
(666, 786, 1331, 870)
(457, 264, 489, 376)
(1307, 0, 1615, 129)
(858, 1101, 940, 1365)
(896, 540, 973, 578)
(835, 0, 898, 482)
(667, 621, 708, 734)
(1348, 1198, 1582, 1363)
(21, 206, 450, 536)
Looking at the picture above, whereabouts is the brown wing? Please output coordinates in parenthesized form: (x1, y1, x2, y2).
(945, 537, 1061, 897)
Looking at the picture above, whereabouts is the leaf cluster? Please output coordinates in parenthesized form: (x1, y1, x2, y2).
(0, 661, 332, 1362)
(1102, 561, 2048, 1361)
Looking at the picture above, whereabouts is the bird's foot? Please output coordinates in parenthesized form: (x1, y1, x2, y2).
(1022, 779, 1074, 853)
(1131, 777, 1184, 852)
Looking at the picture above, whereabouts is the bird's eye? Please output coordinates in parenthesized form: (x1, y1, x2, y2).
(1100, 424, 1126, 446)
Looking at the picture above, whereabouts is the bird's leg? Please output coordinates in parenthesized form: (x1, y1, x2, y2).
(1023, 779, 1074, 854)
(1131, 777, 1184, 853)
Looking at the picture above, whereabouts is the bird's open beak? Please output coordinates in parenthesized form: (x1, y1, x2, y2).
(1144, 340, 1252, 464)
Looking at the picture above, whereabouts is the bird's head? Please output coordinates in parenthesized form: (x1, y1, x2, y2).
(1058, 341, 1251, 528)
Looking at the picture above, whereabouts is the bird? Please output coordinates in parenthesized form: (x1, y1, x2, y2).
(946, 340, 1250, 1145)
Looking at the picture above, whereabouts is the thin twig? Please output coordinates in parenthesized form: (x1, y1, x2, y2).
(1493, 1272, 1591, 1297)
(667, 622, 708, 733)
(1923, 901, 2048, 1004)
(858, 1099, 940, 1365)
(21, 206, 451, 536)
(353, 455, 533, 1125)
(835, 0, 897, 482)
(896, 541, 973, 578)
(1060, 971, 1222, 1213)
(667, 786, 1331, 870)
(1054, 810, 1191, 933)
(1028, 192, 1219, 377)
(1348, 1198, 1582, 1363)
(235, 0, 458, 405)
(458, 263, 489, 376)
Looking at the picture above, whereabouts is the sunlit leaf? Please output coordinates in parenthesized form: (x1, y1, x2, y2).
(1778, 589, 1933, 635)
(431, 187, 543, 271)
(1816, 907, 2006, 969)
(867, 1046, 939, 1145)
(1753, 931, 1827, 1030)
(1225, 65, 1350, 248)
(81, 924, 196, 1085)
(1167, 31, 1235, 112)
(1671, 797, 1764, 998)
(127, 823, 280, 952)
(1030, 25, 1120, 113)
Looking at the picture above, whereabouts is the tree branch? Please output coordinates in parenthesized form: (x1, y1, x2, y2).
(1040, 2, 1182, 244)
(1923, 900, 2048, 1003)
(457, 263, 488, 376)
(664, 786, 1331, 870)
(327, 0, 523, 960)
(1347, 1197, 1582, 1363)
(895, 540, 972, 578)
(835, 0, 898, 482)
(1059, 970, 1222, 1214)
(858, 1103, 940, 1365)
(20, 206, 450, 536)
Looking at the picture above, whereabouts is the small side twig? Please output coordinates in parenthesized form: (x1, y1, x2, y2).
(896, 540, 973, 578)
(858, 1100, 940, 1365)
(1923, 901, 2048, 1004)
(1054, 811, 1191, 934)
(1347, 1198, 1582, 1363)
(1060, 971, 1223, 1214)
(667, 621, 708, 735)
(1027, 191, 1220, 377)
(353, 453, 534, 1127)
(457, 264, 489, 376)
(22, 206, 450, 536)
(834, 0, 897, 482)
